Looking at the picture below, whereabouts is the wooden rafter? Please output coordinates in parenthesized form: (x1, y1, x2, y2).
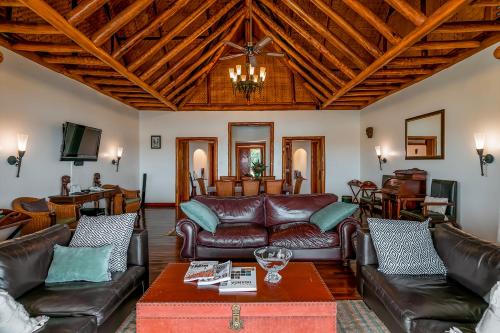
(322, 0, 475, 108)
(0, 22, 61, 34)
(11, 42, 83, 53)
(66, 0, 109, 26)
(384, 0, 427, 26)
(434, 21, 500, 33)
(0, 0, 24, 7)
(19, 0, 177, 111)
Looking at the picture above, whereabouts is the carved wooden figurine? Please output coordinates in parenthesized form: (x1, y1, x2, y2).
(61, 175, 71, 196)
(93, 172, 102, 187)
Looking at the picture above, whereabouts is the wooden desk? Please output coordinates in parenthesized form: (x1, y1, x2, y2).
(49, 189, 119, 214)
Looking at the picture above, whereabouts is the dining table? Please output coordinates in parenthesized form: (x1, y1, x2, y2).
(206, 184, 293, 195)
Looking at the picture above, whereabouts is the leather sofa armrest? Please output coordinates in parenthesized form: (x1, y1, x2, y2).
(357, 228, 378, 266)
(127, 229, 148, 267)
(176, 218, 200, 259)
(338, 217, 361, 261)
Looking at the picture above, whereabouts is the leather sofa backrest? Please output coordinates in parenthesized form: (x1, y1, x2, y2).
(265, 194, 338, 226)
(434, 224, 500, 298)
(0, 224, 71, 298)
(195, 195, 265, 225)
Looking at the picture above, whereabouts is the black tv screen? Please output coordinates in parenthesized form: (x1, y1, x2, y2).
(60, 122, 102, 161)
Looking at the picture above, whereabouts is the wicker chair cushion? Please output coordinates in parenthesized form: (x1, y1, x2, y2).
(21, 199, 49, 212)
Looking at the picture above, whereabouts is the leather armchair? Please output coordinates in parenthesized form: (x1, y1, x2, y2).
(102, 185, 141, 215)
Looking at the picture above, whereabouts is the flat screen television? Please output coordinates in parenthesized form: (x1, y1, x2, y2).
(60, 122, 102, 161)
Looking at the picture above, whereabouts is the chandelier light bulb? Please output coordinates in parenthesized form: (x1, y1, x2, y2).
(260, 67, 266, 76)
(253, 74, 258, 82)
(249, 65, 255, 76)
(229, 68, 234, 78)
(236, 65, 242, 76)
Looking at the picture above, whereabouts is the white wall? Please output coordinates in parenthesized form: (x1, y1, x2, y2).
(0, 47, 140, 208)
(360, 43, 500, 241)
(140, 111, 360, 203)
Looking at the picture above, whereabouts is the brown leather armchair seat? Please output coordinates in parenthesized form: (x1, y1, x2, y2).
(176, 194, 360, 262)
(356, 224, 499, 333)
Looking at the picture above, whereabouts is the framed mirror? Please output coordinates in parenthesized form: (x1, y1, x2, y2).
(405, 110, 445, 160)
(228, 122, 274, 179)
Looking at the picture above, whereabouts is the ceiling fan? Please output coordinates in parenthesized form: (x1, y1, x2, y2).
(220, 1, 284, 66)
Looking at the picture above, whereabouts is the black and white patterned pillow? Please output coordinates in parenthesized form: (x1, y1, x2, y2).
(69, 213, 136, 272)
(368, 218, 447, 275)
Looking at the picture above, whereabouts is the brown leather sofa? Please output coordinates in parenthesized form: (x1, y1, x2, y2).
(176, 194, 359, 262)
(0, 224, 149, 333)
(357, 224, 499, 333)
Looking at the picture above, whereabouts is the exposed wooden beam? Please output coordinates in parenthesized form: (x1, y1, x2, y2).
(20, 0, 177, 111)
(0, 0, 24, 7)
(373, 68, 433, 76)
(101, 86, 143, 93)
(434, 21, 500, 33)
(179, 103, 346, 111)
(114, 92, 151, 98)
(257, 1, 356, 78)
(253, 11, 345, 87)
(68, 69, 122, 77)
(322, 0, 473, 108)
(128, 0, 217, 73)
(90, 78, 136, 86)
(364, 78, 410, 84)
(112, 0, 190, 59)
(140, 0, 240, 81)
(409, 40, 481, 51)
(302, 81, 327, 103)
(278, 0, 367, 69)
(353, 85, 399, 91)
(342, 0, 402, 45)
(120, 98, 158, 103)
(471, 0, 500, 6)
(67, 0, 109, 26)
(43, 55, 106, 65)
(389, 56, 452, 66)
(91, 0, 153, 46)
(287, 59, 330, 98)
(0, 22, 62, 34)
(384, 0, 427, 26)
(152, 13, 245, 90)
(345, 91, 387, 96)
(309, 0, 382, 58)
(12, 42, 83, 53)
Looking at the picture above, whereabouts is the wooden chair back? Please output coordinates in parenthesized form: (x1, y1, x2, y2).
(264, 180, 284, 195)
(260, 176, 275, 181)
(293, 177, 304, 195)
(196, 178, 207, 196)
(215, 181, 235, 197)
(220, 176, 237, 181)
(241, 176, 253, 181)
(242, 180, 260, 196)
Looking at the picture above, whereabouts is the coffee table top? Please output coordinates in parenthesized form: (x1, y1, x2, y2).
(140, 262, 334, 304)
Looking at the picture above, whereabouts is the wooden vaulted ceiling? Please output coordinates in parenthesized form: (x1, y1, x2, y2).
(0, 0, 498, 111)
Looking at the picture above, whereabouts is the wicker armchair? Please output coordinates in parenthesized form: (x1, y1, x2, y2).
(102, 185, 141, 215)
(11, 197, 78, 235)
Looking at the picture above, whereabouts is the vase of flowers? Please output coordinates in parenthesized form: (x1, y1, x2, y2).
(251, 161, 267, 179)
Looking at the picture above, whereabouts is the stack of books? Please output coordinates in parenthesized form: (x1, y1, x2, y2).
(183, 261, 257, 292)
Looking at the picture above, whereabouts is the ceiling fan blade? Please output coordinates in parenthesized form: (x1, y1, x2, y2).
(265, 52, 285, 57)
(253, 36, 273, 52)
(223, 41, 246, 52)
(249, 55, 258, 67)
(220, 53, 245, 61)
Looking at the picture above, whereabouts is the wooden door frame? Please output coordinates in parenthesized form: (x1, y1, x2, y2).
(235, 142, 267, 179)
(282, 136, 326, 193)
(228, 122, 274, 177)
(175, 137, 218, 206)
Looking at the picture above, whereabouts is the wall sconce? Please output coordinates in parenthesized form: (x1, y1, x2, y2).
(112, 146, 123, 172)
(7, 134, 28, 178)
(474, 133, 494, 176)
(375, 145, 387, 171)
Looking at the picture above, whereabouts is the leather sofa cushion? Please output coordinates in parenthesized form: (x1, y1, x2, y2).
(197, 223, 267, 248)
(38, 316, 97, 333)
(269, 222, 339, 249)
(434, 224, 500, 298)
(0, 225, 71, 298)
(265, 194, 338, 226)
(195, 196, 265, 225)
(361, 265, 487, 324)
(19, 266, 144, 325)
(411, 319, 476, 333)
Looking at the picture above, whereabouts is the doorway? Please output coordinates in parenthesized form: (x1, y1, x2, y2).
(282, 136, 325, 194)
(176, 137, 218, 206)
(235, 142, 266, 178)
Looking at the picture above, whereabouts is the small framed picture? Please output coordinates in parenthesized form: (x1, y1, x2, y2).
(151, 135, 161, 149)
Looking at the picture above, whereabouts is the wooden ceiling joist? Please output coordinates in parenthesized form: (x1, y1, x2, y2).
(322, 0, 474, 108)
(0, 0, 24, 7)
(409, 40, 481, 50)
(0, 22, 61, 34)
(19, 0, 177, 111)
(43, 55, 106, 66)
(68, 69, 123, 77)
(384, 0, 427, 26)
(111, 0, 190, 59)
(373, 68, 433, 76)
(12, 42, 83, 53)
(67, 0, 109, 26)
(471, 0, 500, 7)
(434, 21, 500, 33)
(90, 78, 135, 86)
(389, 56, 452, 66)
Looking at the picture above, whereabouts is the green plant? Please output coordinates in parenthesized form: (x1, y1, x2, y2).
(251, 161, 267, 178)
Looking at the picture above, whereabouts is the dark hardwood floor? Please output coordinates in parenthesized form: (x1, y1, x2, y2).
(142, 208, 361, 300)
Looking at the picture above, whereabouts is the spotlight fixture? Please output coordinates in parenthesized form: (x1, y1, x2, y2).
(474, 133, 494, 176)
(375, 145, 387, 171)
(112, 147, 123, 172)
(7, 134, 28, 178)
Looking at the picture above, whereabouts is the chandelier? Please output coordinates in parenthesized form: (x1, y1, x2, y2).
(228, 64, 266, 101)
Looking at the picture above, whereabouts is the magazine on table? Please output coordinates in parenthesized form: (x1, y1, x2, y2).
(219, 267, 257, 292)
(183, 261, 218, 282)
(197, 261, 232, 286)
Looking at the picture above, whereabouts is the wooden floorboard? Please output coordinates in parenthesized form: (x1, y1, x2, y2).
(142, 208, 361, 300)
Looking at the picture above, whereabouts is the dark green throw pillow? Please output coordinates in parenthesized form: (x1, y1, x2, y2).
(180, 200, 219, 233)
(310, 202, 358, 232)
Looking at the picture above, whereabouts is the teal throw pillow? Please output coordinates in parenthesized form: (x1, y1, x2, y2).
(310, 202, 358, 232)
(46, 244, 113, 283)
(180, 200, 219, 233)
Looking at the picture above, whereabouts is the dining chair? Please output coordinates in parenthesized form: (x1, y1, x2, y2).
(215, 180, 235, 197)
(260, 176, 276, 181)
(241, 176, 253, 181)
(196, 178, 207, 196)
(220, 176, 237, 181)
(242, 180, 260, 196)
(293, 176, 304, 195)
(264, 179, 284, 195)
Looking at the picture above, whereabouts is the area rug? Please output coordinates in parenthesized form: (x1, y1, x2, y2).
(115, 300, 389, 333)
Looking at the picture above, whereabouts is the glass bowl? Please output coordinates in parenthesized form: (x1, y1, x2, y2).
(254, 246, 293, 283)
